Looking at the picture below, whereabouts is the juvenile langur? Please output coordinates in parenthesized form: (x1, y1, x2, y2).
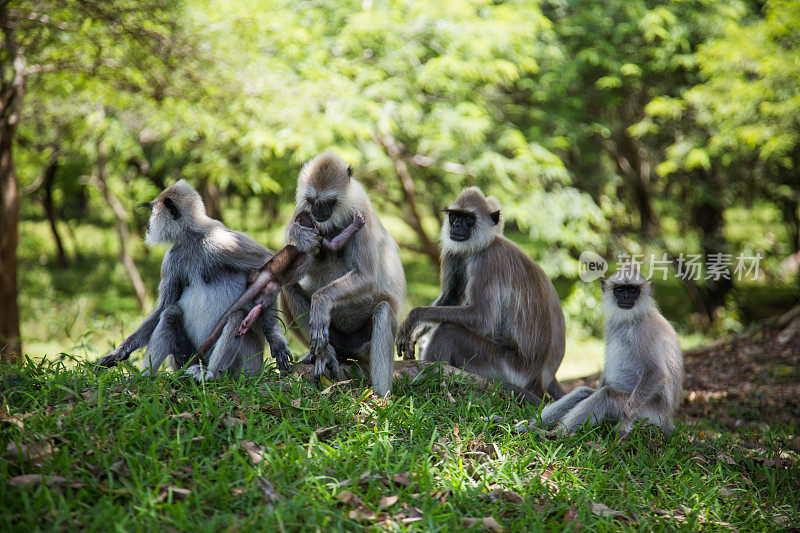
(195, 245, 313, 368)
(396, 187, 566, 404)
(235, 212, 365, 337)
(95, 180, 292, 379)
(532, 269, 683, 435)
(280, 152, 406, 396)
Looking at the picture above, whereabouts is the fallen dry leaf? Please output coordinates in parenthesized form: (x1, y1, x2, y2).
(109, 460, 131, 477)
(462, 516, 504, 532)
(4, 441, 57, 465)
(585, 441, 606, 453)
(0, 407, 29, 429)
(431, 489, 451, 503)
(320, 379, 353, 395)
(241, 440, 265, 465)
(379, 495, 399, 508)
(480, 489, 523, 504)
(258, 476, 284, 503)
(220, 413, 246, 427)
(337, 491, 365, 507)
(314, 425, 340, 440)
(8, 474, 85, 489)
(171, 412, 195, 421)
(562, 506, 580, 528)
(81, 389, 98, 404)
(348, 508, 378, 521)
(291, 398, 302, 408)
(392, 472, 414, 487)
(590, 502, 625, 519)
(716, 452, 736, 465)
(156, 485, 191, 502)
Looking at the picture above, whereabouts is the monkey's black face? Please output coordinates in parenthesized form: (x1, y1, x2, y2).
(447, 210, 476, 242)
(613, 284, 641, 309)
(308, 196, 337, 223)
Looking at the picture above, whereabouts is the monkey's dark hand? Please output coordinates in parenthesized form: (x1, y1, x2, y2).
(273, 345, 293, 373)
(291, 224, 322, 254)
(95, 348, 124, 369)
(395, 312, 419, 360)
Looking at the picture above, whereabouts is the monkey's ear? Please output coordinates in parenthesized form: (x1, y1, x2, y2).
(163, 197, 181, 220)
(490, 210, 501, 225)
(600, 279, 606, 291)
(346, 165, 352, 178)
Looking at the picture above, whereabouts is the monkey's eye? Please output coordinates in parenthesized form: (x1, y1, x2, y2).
(306, 196, 315, 205)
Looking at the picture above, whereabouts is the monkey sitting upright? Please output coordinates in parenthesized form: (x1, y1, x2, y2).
(529, 269, 684, 435)
(95, 180, 292, 379)
(396, 187, 567, 404)
(280, 152, 406, 397)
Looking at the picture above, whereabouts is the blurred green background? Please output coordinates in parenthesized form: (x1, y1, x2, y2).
(3, 0, 799, 377)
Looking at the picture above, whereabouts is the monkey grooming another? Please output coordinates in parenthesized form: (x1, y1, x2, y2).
(95, 180, 292, 379)
(280, 152, 406, 397)
(396, 187, 566, 404)
(531, 269, 683, 435)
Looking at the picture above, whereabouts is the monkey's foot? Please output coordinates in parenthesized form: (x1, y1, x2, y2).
(313, 349, 340, 380)
(237, 304, 262, 337)
(616, 419, 634, 437)
(298, 351, 314, 364)
(186, 363, 219, 382)
(273, 347, 293, 373)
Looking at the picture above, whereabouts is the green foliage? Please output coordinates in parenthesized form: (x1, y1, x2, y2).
(1, 360, 797, 531)
(10, 0, 800, 353)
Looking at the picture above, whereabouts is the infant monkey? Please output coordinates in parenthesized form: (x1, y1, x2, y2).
(524, 269, 683, 436)
(236, 211, 365, 337)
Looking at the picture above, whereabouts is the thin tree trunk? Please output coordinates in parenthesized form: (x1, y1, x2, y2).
(95, 138, 149, 311)
(612, 132, 659, 236)
(41, 158, 68, 266)
(0, 8, 24, 361)
(65, 221, 83, 263)
(376, 135, 440, 267)
(199, 176, 223, 222)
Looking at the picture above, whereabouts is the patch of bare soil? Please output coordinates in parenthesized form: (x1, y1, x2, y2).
(564, 320, 800, 433)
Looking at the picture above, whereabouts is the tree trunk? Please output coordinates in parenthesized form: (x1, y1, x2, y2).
(691, 170, 733, 320)
(199, 176, 223, 222)
(41, 158, 68, 266)
(95, 138, 149, 311)
(376, 135, 440, 267)
(611, 131, 659, 236)
(0, 8, 24, 361)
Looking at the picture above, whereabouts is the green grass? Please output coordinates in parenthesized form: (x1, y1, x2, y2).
(2, 359, 798, 531)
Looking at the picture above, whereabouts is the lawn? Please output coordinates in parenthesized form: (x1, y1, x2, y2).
(2, 358, 798, 531)
(6, 204, 798, 531)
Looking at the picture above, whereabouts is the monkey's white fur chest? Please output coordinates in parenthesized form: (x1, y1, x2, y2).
(603, 323, 644, 394)
(179, 270, 248, 347)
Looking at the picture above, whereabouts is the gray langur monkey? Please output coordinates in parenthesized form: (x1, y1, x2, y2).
(396, 187, 567, 404)
(530, 269, 683, 435)
(95, 180, 292, 379)
(280, 152, 406, 397)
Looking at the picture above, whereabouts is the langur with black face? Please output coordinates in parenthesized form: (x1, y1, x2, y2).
(280, 152, 406, 397)
(95, 180, 292, 379)
(396, 187, 567, 404)
(527, 268, 684, 435)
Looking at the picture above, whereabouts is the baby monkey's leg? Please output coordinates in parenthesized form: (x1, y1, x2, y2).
(322, 212, 365, 252)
